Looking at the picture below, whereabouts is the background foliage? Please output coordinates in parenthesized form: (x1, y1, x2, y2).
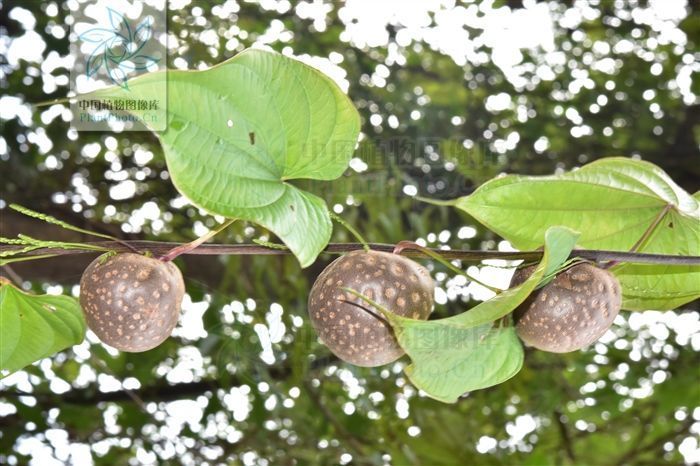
(1, 0, 698, 465)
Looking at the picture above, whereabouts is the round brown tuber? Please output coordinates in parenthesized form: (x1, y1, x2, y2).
(80, 253, 185, 352)
(510, 263, 621, 353)
(308, 250, 435, 367)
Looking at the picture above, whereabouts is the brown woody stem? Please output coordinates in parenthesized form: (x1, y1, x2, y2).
(0, 241, 698, 265)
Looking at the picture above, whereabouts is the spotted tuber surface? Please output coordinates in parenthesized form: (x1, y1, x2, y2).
(510, 263, 621, 353)
(308, 250, 435, 367)
(79, 253, 185, 352)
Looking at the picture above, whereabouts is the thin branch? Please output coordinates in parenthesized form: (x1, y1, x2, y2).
(0, 357, 339, 406)
(0, 381, 220, 405)
(0, 241, 699, 265)
(612, 405, 658, 466)
(90, 355, 150, 415)
(554, 409, 577, 464)
(1, 265, 23, 285)
(302, 379, 367, 455)
(614, 417, 694, 465)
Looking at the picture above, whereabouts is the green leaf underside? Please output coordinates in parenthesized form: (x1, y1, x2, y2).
(403, 325, 523, 403)
(353, 226, 580, 403)
(613, 204, 699, 309)
(0, 284, 86, 376)
(452, 158, 700, 310)
(88, 49, 361, 267)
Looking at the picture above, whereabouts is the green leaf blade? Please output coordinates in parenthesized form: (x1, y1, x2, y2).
(403, 325, 524, 403)
(89, 49, 360, 267)
(435, 225, 580, 329)
(452, 158, 700, 310)
(0, 284, 86, 376)
(613, 206, 700, 310)
(377, 226, 580, 403)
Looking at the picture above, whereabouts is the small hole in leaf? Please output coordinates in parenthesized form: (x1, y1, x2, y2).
(227, 119, 233, 128)
(43, 304, 57, 312)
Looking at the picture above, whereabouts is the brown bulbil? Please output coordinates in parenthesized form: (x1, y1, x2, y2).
(511, 263, 621, 353)
(308, 250, 435, 367)
(79, 253, 185, 352)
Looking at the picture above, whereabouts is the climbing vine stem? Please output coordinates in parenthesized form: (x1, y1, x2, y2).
(1, 241, 698, 266)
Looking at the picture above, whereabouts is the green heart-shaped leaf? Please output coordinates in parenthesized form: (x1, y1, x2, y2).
(1, 283, 86, 377)
(88, 49, 360, 267)
(449, 158, 700, 310)
(349, 226, 580, 403)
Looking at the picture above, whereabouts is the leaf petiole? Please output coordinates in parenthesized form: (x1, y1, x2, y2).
(330, 212, 369, 252)
(159, 218, 237, 262)
(394, 241, 504, 294)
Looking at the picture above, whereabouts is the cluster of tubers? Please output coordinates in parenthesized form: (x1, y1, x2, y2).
(308, 253, 622, 366)
(78, 249, 621, 360)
